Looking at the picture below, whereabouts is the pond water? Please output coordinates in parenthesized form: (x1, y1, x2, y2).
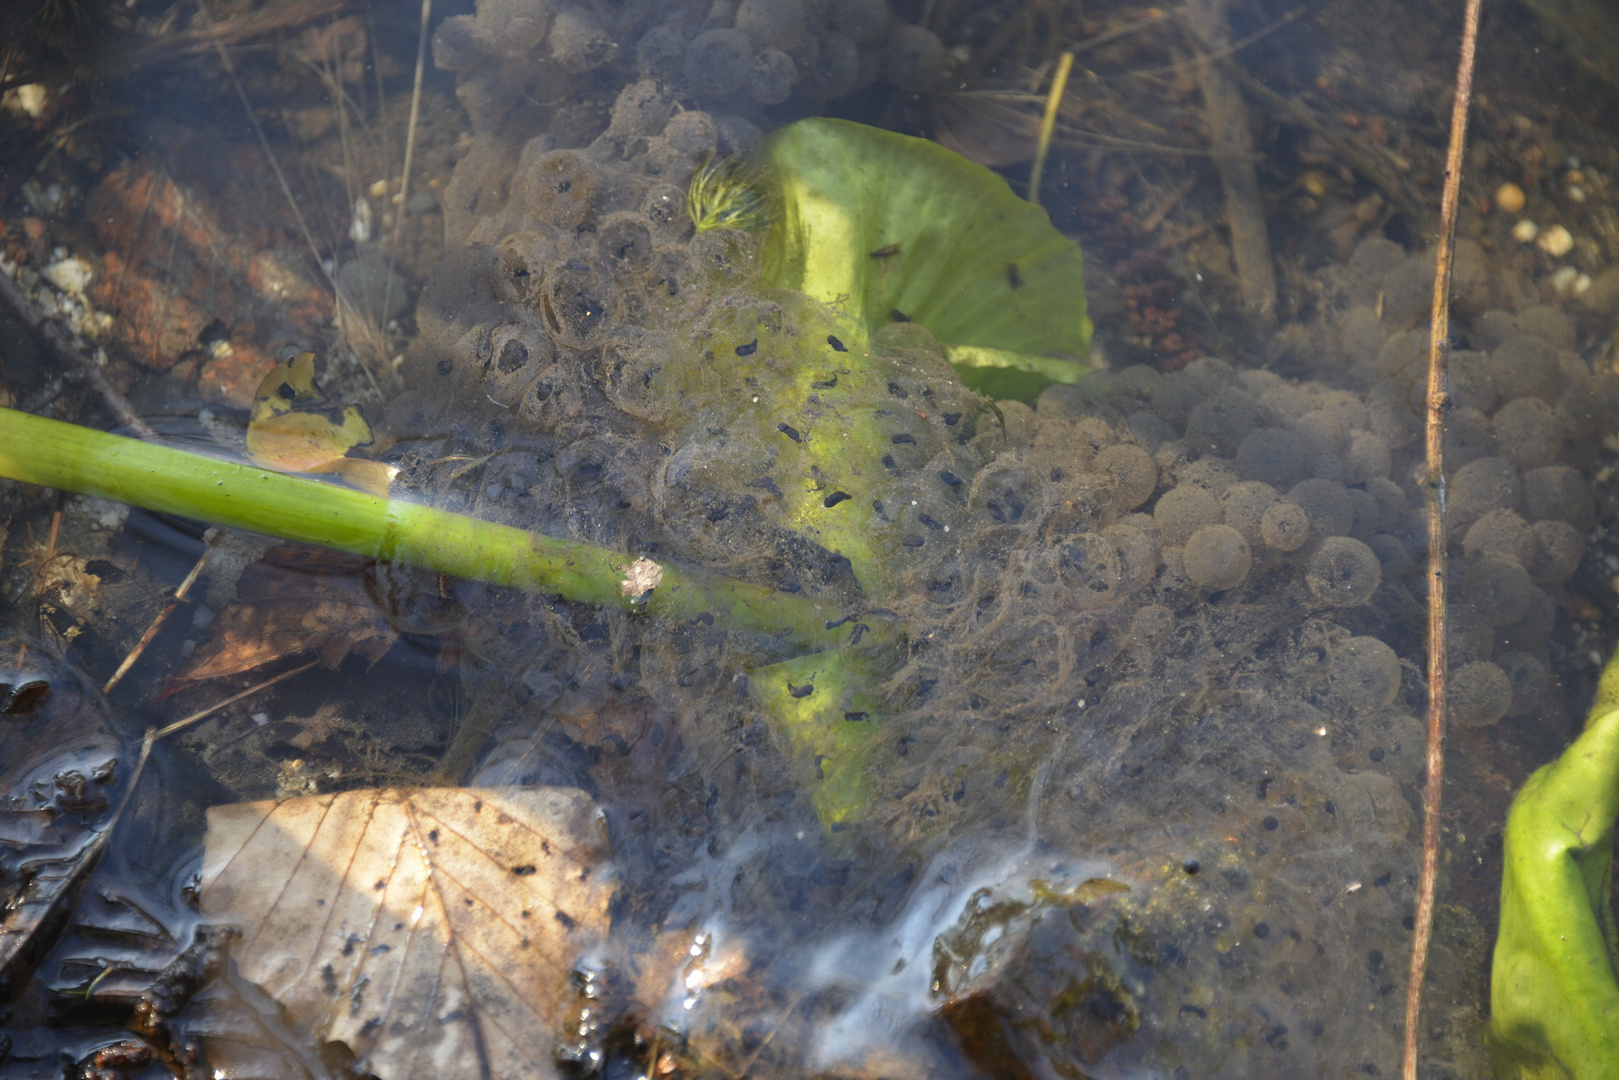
(3, 0, 1619, 1076)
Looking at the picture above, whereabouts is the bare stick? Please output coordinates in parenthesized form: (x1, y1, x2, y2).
(153, 659, 321, 741)
(1404, 0, 1482, 1076)
(382, 0, 433, 341)
(102, 530, 223, 694)
(1185, 0, 1277, 328)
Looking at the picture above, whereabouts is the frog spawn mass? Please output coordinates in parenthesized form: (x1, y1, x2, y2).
(371, 18, 1616, 1079)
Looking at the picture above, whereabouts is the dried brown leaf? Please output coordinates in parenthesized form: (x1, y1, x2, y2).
(170, 544, 396, 690)
(198, 787, 613, 1080)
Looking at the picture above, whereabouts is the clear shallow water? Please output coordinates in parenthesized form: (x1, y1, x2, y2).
(3, 0, 1618, 1076)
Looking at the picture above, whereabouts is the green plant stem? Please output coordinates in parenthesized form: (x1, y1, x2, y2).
(0, 407, 856, 653)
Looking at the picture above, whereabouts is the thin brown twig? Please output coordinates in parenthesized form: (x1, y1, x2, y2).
(1404, 0, 1482, 1075)
(26, 508, 63, 601)
(382, 0, 433, 339)
(102, 530, 224, 694)
(152, 659, 320, 741)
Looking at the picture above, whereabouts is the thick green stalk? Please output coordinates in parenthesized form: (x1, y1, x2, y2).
(0, 407, 854, 653)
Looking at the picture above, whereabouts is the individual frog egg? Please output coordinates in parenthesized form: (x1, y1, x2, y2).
(1490, 335, 1562, 403)
(549, 6, 615, 71)
(1184, 388, 1261, 458)
(1182, 524, 1251, 591)
(747, 47, 799, 104)
(1496, 651, 1552, 718)
(735, 0, 804, 50)
(1462, 556, 1533, 627)
(1102, 522, 1159, 591)
(484, 321, 555, 407)
(540, 258, 619, 349)
(1057, 532, 1124, 610)
(596, 212, 656, 274)
(1446, 603, 1496, 664)
(491, 230, 558, 304)
(968, 463, 1048, 527)
(1344, 430, 1392, 483)
(829, 0, 889, 42)
(1259, 501, 1309, 551)
(1306, 536, 1381, 605)
(800, 32, 861, 100)
(1449, 456, 1522, 530)
(1447, 350, 1500, 414)
(1220, 481, 1279, 544)
(1462, 508, 1536, 567)
(1153, 484, 1221, 545)
(606, 79, 674, 140)
(1448, 660, 1513, 728)
(1497, 585, 1557, 655)
(432, 15, 484, 72)
(524, 150, 599, 228)
(1331, 635, 1401, 712)
(1491, 397, 1563, 470)
(1366, 533, 1415, 577)
(1288, 478, 1355, 538)
(637, 21, 686, 81)
(663, 110, 720, 156)
(1235, 428, 1313, 490)
(1129, 603, 1174, 648)
(683, 29, 754, 97)
(1527, 519, 1583, 583)
(1522, 464, 1592, 526)
(884, 23, 945, 92)
(1442, 406, 1497, 469)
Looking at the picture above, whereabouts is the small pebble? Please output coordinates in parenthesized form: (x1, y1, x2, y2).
(1494, 182, 1526, 214)
(1511, 220, 1539, 244)
(1537, 224, 1574, 257)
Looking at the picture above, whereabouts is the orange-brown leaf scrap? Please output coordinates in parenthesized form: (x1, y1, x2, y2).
(246, 352, 396, 495)
(199, 787, 614, 1080)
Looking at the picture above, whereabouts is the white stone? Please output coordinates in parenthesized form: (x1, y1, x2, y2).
(42, 255, 93, 296)
(1537, 224, 1575, 257)
(1511, 219, 1539, 244)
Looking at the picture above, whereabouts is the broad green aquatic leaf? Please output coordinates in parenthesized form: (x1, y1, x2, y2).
(200, 786, 613, 1080)
(1489, 653, 1619, 1078)
(760, 118, 1090, 402)
(750, 648, 886, 827)
(650, 289, 992, 596)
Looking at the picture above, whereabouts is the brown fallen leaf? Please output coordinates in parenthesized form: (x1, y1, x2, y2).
(169, 544, 396, 690)
(198, 786, 614, 1080)
(245, 352, 397, 496)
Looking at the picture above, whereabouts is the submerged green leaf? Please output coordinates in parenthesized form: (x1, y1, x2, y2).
(759, 118, 1091, 402)
(1489, 652, 1619, 1078)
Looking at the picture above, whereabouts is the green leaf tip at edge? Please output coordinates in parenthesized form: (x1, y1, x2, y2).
(759, 117, 1092, 403)
(1489, 645, 1619, 1079)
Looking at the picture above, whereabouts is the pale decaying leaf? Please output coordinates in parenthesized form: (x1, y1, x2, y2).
(199, 787, 613, 1080)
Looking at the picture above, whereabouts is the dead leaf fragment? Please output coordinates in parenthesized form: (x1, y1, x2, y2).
(245, 352, 397, 495)
(170, 544, 396, 690)
(199, 786, 613, 1080)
